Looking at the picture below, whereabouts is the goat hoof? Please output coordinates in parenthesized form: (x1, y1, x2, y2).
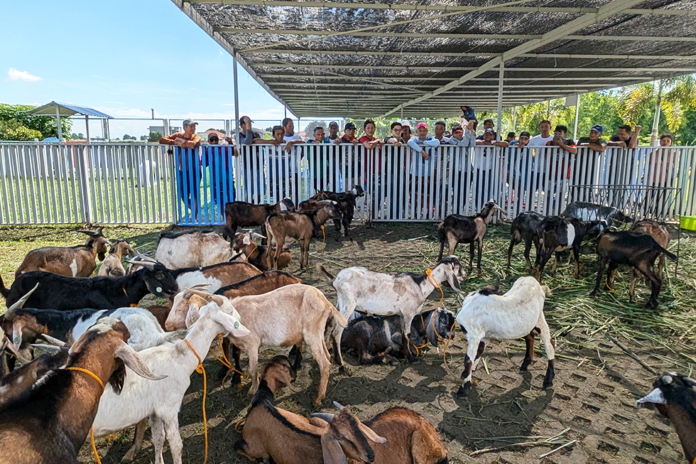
(645, 300, 658, 309)
(520, 362, 531, 372)
(542, 380, 554, 389)
(589, 290, 598, 298)
(339, 365, 352, 376)
(456, 383, 472, 398)
(217, 366, 230, 380)
(230, 371, 242, 386)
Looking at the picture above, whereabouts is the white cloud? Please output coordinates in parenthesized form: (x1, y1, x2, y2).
(7, 68, 42, 82)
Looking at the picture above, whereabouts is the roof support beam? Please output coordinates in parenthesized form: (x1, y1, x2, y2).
(216, 27, 696, 43)
(379, 0, 648, 118)
(267, 82, 640, 89)
(193, 0, 695, 16)
(255, 63, 696, 72)
(261, 74, 663, 82)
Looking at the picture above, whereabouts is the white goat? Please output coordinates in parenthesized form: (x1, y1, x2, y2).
(91, 294, 250, 464)
(455, 276, 555, 397)
(319, 256, 465, 364)
(155, 231, 240, 269)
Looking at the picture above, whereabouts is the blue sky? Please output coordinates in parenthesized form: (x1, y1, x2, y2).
(0, 0, 304, 137)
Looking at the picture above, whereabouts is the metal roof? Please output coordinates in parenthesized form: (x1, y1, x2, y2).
(27, 102, 113, 118)
(173, 0, 696, 118)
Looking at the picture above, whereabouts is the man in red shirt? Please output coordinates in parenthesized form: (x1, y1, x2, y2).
(160, 119, 202, 221)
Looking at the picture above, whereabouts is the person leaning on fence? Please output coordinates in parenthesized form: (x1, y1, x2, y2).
(334, 122, 359, 145)
(324, 121, 340, 143)
(307, 126, 332, 191)
(239, 115, 260, 145)
(506, 131, 532, 192)
(445, 122, 476, 212)
(235, 116, 264, 198)
(434, 121, 447, 141)
(407, 122, 440, 213)
(205, 133, 235, 207)
(476, 119, 497, 140)
(506, 132, 516, 144)
(542, 125, 577, 211)
(160, 118, 202, 219)
(401, 121, 413, 143)
(609, 124, 642, 148)
(384, 121, 405, 146)
(472, 128, 505, 208)
(576, 124, 607, 187)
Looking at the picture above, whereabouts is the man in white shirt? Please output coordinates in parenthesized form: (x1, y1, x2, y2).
(527, 120, 554, 188)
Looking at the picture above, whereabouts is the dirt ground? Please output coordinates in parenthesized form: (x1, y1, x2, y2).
(1, 221, 692, 463)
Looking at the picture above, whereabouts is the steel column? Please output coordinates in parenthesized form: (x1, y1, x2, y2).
(496, 63, 504, 141)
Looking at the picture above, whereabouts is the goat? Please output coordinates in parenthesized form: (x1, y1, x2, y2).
(171, 261, 262, 294)
(0, 318, 164, 464)
(1, 260, 178, 310)
(145, 305, 170, 329)
(231, 230, 291, 271)
(266, 202, 342, 269)
(155, 230, 242, 269)
(304, 186, 364, 241)
(0, 345, 69, 408)
(636, 372, 696, 463)
(630, 219, 671, 294)
(507, 211, 545, 272)
(319, 256, 465, 364)
(98, 240, 135, 277)
(14, 228, 110, 277)
(90, 295, 249, 464)
(455, 276, 554, 397)
(223, 198, 296, 240)
(562, 201, 633, 226)
(235, 358, 386, 464)
(167, 271, 302, 381)
(174, 286, 347, 406)
(340, 308, 456, 365)
(534, 216, 606, 281)
(590, 230, 677, 308)
(437, 199, 503, 273)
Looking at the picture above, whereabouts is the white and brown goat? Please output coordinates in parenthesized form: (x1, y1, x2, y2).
(98, 240, 136, 277)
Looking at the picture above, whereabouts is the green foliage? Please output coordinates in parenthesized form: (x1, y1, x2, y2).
(0, 119, 42, 141)
(71, 132, 85, 140)
(123, 134, 136, 141)
(0, 104, 72, 139)
(148, 132, 163, 142)
(304, 120, 326, 135)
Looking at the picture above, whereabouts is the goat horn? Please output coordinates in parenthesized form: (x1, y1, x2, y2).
(357, 423, 387, 445)
(4, 337, 32, 363)
(251, 232, 266, 240)
(332, 401, 345, 411)
(40, 334, 67, 347)
(5, 283, 39, 318)
(30, 343, 63, 353)
(185, 288, 225, 307)
(311, 412, 335, 423)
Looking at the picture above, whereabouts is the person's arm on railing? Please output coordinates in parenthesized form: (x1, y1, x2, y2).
(629, 125, 642, 149)
(407, 137, 430, 160)
(177, 134, 201, 149)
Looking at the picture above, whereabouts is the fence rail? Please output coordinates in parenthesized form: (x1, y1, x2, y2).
(1, 142, 694, 225)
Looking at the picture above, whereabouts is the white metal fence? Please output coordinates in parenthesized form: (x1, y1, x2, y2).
(1, 142, 694, 225)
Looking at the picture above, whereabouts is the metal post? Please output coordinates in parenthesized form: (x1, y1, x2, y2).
(85, 115, 90, 143)
(650, 79, 664, 146)
(233, 53, 241, 148)
(284, 105, 287, 119)
(55, 105, 63, 141)
(496, 62, 504, 141)
(103, 118, 110, 141)
(573, 94, 581, 140)
(298, 117, 301, 135)
(233, 52, 242, 202)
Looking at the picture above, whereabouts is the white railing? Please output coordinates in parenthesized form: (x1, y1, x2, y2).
(1, 142, 694, 225)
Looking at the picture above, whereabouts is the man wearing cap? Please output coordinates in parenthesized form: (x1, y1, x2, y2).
(334, 122, 360, 145)
(401, 121, 413, 143)
(445, 121, 476, 212)
(324, 121, 340, 143)
(575, 124, 607, 187)
(476, 119, 496, 140)
(160, 119, 202, 220)
(577, 125, 608, 153)
(160, 119, 202, 149)
(238, 116, 260, 145)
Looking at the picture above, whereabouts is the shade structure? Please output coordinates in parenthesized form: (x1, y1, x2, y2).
(173, 0, 696, 118)
(27, 102, 113, 141)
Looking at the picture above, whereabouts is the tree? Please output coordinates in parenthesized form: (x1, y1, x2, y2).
(304, 121, 326, 135)
(0, 119, 42, 141)
(70, 132, 85, 140)
(0, 103, 72, 139)
(140, 135, 149, 141)
(123, 134, 136, 140)
(148, 132, 163, 142)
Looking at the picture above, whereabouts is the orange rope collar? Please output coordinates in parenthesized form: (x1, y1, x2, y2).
(423, 269, 456, 372)
(184, 339, 208, 464)
(67, 367, 104, 464)
(243, 242, 258, 263)
(321, 225, 326, 242)
(209, 334, 246, 383)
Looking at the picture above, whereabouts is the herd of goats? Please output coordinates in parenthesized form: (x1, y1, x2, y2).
(0, 185, 693, 464)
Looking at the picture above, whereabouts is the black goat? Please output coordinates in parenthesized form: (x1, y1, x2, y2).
(222, 198, 295, 240)
(309, 185, 365, 240)
(534, 216, 606, 281)
(590, 230, 677, 308)
(437, 199, 502, 273)
(562, 201, 633, 226)
(0, 261, 178, 310)
(340, 308, 455, 365)
(507, 211, 545, 271)
(0, 348, 70, 408)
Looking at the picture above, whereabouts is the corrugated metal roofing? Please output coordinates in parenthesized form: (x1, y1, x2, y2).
(28, 102, 113, 118)
(172, 0, 696, 118)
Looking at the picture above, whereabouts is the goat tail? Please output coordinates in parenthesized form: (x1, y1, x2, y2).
(315, 263, 335, 281)
(541, 285, 552, 297)
(660, 246, 678, 262)
(330, 306, 348, 328)
(0, 274, 8, 299)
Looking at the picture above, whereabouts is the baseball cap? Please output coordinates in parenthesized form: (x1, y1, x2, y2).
(328, 121, 339, 128)
(344, 122, 357, 130)
(416, 122, 428, 130)
(484, 128, 495, 134)
(591, 124, 604, 133)
(183, 119, 198, 127)
(452, 125, 464, 133)
(401, 120, 411, 127)
(519, 131, 531, 138)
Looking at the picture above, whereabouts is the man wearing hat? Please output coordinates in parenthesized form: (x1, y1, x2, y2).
(333, 122, 360, 145)
(160, 119, 202, 220)
(159, 118, 202, 149)
(324, 121, 340, 143)
(238, 115, 261, 145)
(577, 124, 608, 153)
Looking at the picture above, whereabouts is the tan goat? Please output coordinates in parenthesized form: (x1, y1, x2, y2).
(98, 240, 135, 277)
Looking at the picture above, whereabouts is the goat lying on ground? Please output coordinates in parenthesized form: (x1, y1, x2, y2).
(231, 230, 291, 271)
(455, 276, 555, 397)
(340, 308, 456, 365)
(173, 286, 346, 406)
(636, 372, 696, 464)
(1, 260, 178, 310)
(98, 240, 135, 277)
(590, 230, 677, 308)
(235, 357, 386, 464)
(223, 198, 295, 240)
(437, 199, 503, 273)
(266, 201, 342, 269)
(91, 295, 250, 464)
(155, 230, 242, 269)
(0, 318, 164, 464)
(319, 256, 464, 364)
(507, 211, 545, 272)
(15, 228, 110, 277)
(171, 261, 262, 294)
(534, 216, 606, 281)
(630, 219, 671, 295)
(562, 201, 632, 226)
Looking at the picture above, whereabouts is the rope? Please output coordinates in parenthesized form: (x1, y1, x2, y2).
(424, 268, 456, 374)
(243, 242, 258, 263)
(235, 418, 246, 433)
(67, 367, 104, 464)
(209, 334, 246, 381)
(184, 339, 208, 464)
(321, 225, 326, 242)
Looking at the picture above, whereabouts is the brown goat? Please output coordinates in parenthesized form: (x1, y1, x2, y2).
(231, 231, 291, 271)
(0, 318, 163, 464)
(98, 240, 135, 277)
(15, 229, 111, 277)
(0, 347, 69, 408)
(223, 198, 296, 240)
(266, 202, 342, 269)
(630, 219, 671, 298)
(145, 305, 170, 330)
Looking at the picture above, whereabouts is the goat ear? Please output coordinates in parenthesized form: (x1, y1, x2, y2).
(210, 310, 250, 338)
(321, 433, 350, 464)
(447, 270, 463, 293)
(114, 343, 167, 381)
(636, 388, 667, 408)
